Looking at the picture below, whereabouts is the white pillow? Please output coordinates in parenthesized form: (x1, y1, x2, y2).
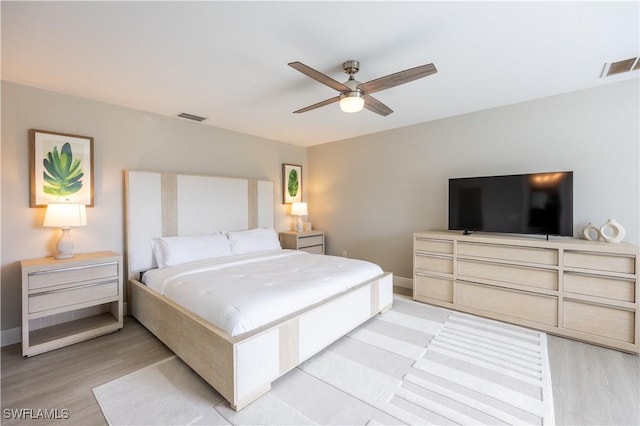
(227, 228, 281, 255)
(150, 238, 166, 269)
(151, 233, 233, 268)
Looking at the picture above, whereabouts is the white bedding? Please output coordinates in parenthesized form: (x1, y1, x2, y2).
(142, 250, 384, 336)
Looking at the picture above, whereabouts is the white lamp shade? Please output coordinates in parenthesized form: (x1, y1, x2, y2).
(291, 202, 308, 216)
(44, 203, 87, 228)
(339, 93, 365, 113)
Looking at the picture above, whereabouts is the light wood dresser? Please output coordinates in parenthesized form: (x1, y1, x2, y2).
(21, 251, 123, 356)
(279, 230, 325, 254)
(413, 231, 639, 353)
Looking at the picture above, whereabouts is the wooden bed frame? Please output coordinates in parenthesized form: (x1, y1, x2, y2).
(124, 170, 393, 410)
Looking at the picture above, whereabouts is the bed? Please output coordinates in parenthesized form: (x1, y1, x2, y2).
(124, 170, 393, 410)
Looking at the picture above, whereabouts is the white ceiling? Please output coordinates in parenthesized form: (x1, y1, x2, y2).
(2, 1, 638, 147)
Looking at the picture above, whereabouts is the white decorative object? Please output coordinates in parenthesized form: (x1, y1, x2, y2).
(599, 219, 626, 243)
(582, 223, 601, 241)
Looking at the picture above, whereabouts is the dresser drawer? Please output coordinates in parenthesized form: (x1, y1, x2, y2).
(298, 235, 323, 248)
(564, 273, 635, 302)
(28, 262, 119, 291)
(564, 251, 636, 274)
(29, 280, 119, 314)
(300, 245, 324, 255)
(414, 238, 453, 255)
(456, 281, 558, 326)
(458, 242, 558, 266)
(415, 254, 453, 274)
(563, 300, 635, 343)
(415, 274, 453, 302)
(458, 260, 558, 290)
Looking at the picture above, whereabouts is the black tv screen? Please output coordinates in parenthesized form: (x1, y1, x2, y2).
(448, 171, 573, 237)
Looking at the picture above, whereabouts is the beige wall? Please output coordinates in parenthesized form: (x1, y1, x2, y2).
(307, 80, 639, 279)
(1, 81, 306, 331)
(3, 79, 638, 334)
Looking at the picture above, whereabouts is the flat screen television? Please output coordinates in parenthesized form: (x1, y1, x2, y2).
(448, 171, 573, 237)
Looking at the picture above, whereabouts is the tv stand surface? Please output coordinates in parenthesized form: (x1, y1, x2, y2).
(413, 230, 639, 353)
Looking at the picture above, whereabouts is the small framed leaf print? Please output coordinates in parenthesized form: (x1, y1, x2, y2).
(282, 163, 302, 204)
(29, 129, 94, 207)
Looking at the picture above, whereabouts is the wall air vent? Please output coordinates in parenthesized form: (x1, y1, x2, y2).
(177, 112, 207, 122)
(602, 57, 639, 77)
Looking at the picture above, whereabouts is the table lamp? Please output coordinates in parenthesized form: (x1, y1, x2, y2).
(43, 203, 87, 259)
(291, 202, 308, 232)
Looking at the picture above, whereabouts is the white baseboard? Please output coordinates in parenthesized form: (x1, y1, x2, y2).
(1, 327, 21, 347)
(393, 276, 413, 289)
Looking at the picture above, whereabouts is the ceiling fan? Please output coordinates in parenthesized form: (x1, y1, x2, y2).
(288, 60, 437, 116)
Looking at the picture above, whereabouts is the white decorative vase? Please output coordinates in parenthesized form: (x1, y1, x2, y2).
(599, 219, 625, 243)
(582, 223, 601, 241)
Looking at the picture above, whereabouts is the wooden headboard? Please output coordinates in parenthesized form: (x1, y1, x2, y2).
(124, 170, 274, 280)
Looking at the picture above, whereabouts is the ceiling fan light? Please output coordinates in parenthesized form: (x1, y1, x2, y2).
(339, 92, 364, 113)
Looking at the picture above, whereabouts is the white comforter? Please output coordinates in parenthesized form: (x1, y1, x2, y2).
(142, 250, 384, 336)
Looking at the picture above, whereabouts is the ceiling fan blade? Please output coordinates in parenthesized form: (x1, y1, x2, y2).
(358, 63, 437, 95)
(293, 96, 340, 114)
(289, 61, 350, 92)
(363, 94, 393, 116)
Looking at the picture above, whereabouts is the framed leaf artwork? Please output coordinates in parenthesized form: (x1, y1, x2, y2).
(282, 163, 302, 204)
(29, 129, 94, 207)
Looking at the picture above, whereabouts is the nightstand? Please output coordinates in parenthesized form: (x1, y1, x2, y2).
(279, 230, 325, 254)
(21, 251, 123, 356)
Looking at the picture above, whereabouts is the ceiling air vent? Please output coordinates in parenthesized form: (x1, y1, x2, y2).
(602, 57, 639, 77)
(177, 112, 207, 122)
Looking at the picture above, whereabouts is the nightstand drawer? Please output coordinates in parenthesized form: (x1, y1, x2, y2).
(298, 235, 324, 248)
(300, 245, 324, 254)
(29, 280, 119, 314)
(28, 262, 119, 291)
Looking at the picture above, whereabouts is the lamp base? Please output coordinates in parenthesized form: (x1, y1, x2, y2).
(55, 228, 75, 260)
(296, 216, 304, 232)
(55, 253, 75, 260)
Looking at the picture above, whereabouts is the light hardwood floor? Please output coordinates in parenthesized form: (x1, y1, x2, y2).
(1, 317, 172, 426)
(547, 334, 640, 425)
(2, 314, 639, 425)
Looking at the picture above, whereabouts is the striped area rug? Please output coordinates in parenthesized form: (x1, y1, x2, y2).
(301, 297, 554, 425)
(93, 295, 554, 425)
